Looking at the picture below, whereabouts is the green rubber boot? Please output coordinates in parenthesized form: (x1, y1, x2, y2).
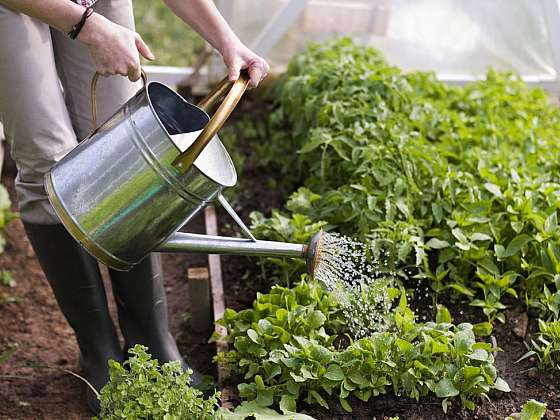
(23, 223, 123, 415)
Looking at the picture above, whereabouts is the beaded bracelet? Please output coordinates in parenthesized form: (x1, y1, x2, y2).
(68, 6, 94, 40)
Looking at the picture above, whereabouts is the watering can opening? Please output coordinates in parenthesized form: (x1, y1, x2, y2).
(146, 82, 237, 188)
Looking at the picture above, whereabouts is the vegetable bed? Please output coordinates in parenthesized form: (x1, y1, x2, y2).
(2, 37, 560, 419)
(213, 38, 560, 419)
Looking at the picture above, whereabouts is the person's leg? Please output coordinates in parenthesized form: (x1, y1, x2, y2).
(50, 0, 202, 382)
(107, 255, 203, 385)
(0, 4, 122, 414)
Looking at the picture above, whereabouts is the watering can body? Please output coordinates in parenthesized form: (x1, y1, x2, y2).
(46, 80, 238, 271)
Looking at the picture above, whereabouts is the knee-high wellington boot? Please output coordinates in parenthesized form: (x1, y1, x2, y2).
(108, 254, 203, 386)
(23, 223, 123, 414)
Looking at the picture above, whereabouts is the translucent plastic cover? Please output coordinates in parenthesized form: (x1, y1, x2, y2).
(226, 0, 557, 78)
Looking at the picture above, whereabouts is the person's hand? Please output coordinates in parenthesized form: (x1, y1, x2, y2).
(220, 40, 269, 89)
(78, 12, 155, 82)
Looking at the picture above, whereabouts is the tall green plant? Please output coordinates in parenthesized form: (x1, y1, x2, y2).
(251, 38, 560, 322)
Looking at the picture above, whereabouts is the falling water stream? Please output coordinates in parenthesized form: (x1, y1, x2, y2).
(313, 232, 396, 338)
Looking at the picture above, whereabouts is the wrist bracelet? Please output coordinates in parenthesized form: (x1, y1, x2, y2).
(68, 6, 94, 40)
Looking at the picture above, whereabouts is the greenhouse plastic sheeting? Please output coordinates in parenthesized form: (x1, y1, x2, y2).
(227, 0, 557, 78)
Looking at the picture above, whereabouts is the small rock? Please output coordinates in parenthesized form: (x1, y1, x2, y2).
(526, 367, 538, 378)
(512, 312, 529, 338)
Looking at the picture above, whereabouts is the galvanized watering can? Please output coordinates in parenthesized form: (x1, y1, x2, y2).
(45, 71, 324, 274)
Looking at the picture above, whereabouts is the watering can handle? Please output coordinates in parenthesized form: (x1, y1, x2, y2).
(90, 69, 148, 131)
(171, 71, 250, 173)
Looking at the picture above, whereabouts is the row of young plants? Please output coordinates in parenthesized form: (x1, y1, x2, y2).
(240, 39, 560, 370)
(214, 280, 508, 414)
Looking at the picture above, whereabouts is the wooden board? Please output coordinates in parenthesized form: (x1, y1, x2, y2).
(203, 205, 230, 391)
(187, 267, 212, 333)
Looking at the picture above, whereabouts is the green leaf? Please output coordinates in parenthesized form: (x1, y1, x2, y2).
(544, 212, 558, 235)
(308, 390, 329, 409)
(471, 233, 492, 242)
(484, 183, 504, 199)
(503, 234, 532, 257)
(493, 377, 511, 393)
(426, 238, 450, 249)
(472, 322, 493, 336)
(279, 395, 297, 414)
(256, 388, 274, 407)
(434, 378, 460, 398)
(466, 348, 488, 362)
(436, 304, 452, 323)
(432, 203, 443, 223)
(519, 399, 547, 420)
(324, 364, 344, 381)
(446, 283, 475, 297)
(307, 310, 327, 329)
(247, 329, 260, 344)
(339, 397, 352, 413)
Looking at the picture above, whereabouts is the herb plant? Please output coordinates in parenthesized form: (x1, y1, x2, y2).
(95, 345, 221, 420)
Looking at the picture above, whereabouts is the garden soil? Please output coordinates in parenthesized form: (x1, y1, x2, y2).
(1, 117, 560, 419)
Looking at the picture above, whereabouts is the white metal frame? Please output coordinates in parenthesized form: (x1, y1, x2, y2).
(250, 0, 310, 56)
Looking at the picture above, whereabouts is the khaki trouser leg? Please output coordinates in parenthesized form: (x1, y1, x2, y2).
(0, 0, 139, 224)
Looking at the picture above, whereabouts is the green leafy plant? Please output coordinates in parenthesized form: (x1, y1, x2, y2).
(0, 184, 16, 253)
(247, 38, 560, 324)
(216, 280, 508, 413)
(519, 319, 560, 371)
(506, 399, 547, 420)
(95, 345, 221, 420)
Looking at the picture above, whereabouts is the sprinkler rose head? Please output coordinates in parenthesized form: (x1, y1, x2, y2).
(306, 230, 325, 278)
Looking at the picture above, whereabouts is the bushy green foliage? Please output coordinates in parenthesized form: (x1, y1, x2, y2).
(216, 279, 508, 413)
(95, 345, 221, 420)
(0, 184, 16, 253)
(251, 38, 560, 323)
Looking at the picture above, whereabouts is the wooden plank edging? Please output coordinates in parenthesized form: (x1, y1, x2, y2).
(203, 205, 232, 405)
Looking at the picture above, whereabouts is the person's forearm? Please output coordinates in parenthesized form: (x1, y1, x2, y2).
(0, 0, 86, 34)
(162, 0, 241, 54)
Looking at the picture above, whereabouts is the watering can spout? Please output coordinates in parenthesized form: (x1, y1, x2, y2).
(156, 230, 325, 277)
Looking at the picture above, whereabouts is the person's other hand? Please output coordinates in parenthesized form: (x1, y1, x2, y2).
(220, 40, 269, 89)
(78, 13, 155, 81)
